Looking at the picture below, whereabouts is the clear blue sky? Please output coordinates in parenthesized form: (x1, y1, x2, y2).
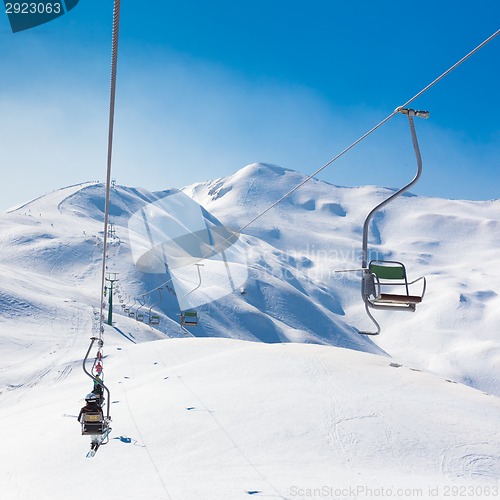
(0, 1, 499, 210)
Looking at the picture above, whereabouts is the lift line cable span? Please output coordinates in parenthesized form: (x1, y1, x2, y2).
(130, 28, 500, 300)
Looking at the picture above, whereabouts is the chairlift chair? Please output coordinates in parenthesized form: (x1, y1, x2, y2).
(126, 297, 137, 318)
(147, 289, 162, 326)
(180, 310, 198, 327)
(357, 108, 429, 335)
(135, 295, 148, 323)
(363, 260, 426, 310)
(179, 264, 203, 329)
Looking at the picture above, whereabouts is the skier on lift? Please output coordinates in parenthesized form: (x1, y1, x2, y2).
(78, 393, 104, 451)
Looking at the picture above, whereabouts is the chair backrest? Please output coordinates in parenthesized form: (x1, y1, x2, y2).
(369, 260, 412, 298)
(83, 412, 103, 423)
(369, 261, 407, 281)
(81, 411, 105, 436)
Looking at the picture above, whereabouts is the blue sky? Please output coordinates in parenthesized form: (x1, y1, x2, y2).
(0, 1, 499, 210)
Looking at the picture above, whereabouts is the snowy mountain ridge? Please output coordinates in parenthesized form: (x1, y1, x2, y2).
(0, 163, 499, 499)
(1, 163, 500, 393)
(186, 163, 500, 395)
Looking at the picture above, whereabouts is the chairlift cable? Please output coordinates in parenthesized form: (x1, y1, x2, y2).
(98, 0, 121, 341)
(236, 28, 500, 236)
(81, 0, 121, 440)
(397, 28, 500, 112)
(130, 29, 500, 301)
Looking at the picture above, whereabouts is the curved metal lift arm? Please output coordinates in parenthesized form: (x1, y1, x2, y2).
(148, 288, 162, 324)
(362, 109, 426, 268)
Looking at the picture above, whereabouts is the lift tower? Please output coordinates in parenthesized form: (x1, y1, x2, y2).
(105, 272, 119, 325)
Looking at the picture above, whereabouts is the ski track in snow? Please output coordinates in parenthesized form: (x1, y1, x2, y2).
(441, 442, 500, 481)
(145, 340, 285, 499)
(303, 355, 403, 481)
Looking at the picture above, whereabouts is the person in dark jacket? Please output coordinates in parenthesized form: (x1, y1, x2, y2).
(78, 393, 104, 451)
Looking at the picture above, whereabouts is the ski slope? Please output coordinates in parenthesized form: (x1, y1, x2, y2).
(2, 331, 499, 499)
(0, 164, 499, 499)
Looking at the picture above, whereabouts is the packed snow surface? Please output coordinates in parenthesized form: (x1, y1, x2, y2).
(2, 333, 500, 499)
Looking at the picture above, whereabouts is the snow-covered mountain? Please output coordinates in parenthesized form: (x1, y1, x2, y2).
(1, 164, 499, 499)
(186, 163, 500, 395)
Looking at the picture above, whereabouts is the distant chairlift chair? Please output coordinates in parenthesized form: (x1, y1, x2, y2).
(180, 310, 198, 327)
(136, 295, 147, 323)
(148, 288, 162, 326)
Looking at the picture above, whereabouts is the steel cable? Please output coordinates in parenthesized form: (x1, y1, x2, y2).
(132, 29, 500, 300)
(98, 0, 121, 341)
